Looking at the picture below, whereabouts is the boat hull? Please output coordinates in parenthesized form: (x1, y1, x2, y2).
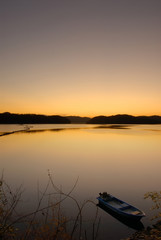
(97, 203, 144, 230)
(97, 194, 145, 221)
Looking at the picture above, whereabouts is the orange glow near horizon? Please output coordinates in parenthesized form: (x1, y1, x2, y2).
(1, 82, 161, 117)
(1, 1, 161, 117)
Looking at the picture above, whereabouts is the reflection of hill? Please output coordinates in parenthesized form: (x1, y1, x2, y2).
(0, 112, 70, 124)
(0, 128, 66, 137)
(0, 127, 85, 137)
(95, 125, 130, 129)
(88, 114, 161, 124)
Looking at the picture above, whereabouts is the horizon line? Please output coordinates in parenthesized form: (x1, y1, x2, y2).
(1, 112, 161, 118)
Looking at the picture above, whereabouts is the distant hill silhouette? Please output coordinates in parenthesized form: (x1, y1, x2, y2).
(1, 113, 161, 124)
(87, 114, 161, 124)
(67, 116, 91, 123)
(0, 112, 70, 124)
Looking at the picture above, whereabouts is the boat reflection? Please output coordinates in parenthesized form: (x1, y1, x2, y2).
(97, 204, 144, 231)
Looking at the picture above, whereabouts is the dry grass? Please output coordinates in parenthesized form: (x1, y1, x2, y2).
(0, 171, 100, 240)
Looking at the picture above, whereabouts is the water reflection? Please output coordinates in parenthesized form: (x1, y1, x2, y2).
(0, 127, 83, 137)
(1, 124, 161, 138)
(95, 125, 130, 129)
(97, 204, 144, 231)
(0, 124, 161, 239)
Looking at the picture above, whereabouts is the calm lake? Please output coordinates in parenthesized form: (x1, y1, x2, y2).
(0, 124, 161, 239)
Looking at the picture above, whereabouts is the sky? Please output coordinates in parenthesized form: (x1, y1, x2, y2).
(1, 0, 161, 117)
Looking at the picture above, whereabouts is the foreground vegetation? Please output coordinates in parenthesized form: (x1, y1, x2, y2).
(1, 173, 161, 240)
(0, 172, 100, 240)
(125, 220, 161, 240)
(125, 191, 161, 240)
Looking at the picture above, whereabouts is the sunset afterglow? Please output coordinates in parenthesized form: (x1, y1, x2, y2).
(1, 1, 161, 117)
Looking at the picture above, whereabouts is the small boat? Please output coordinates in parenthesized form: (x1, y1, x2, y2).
(97, 192, 145, 221)
(97, 203, 144, 230)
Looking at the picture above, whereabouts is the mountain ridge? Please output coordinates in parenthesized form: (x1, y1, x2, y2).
(88, 114, 161, 124)
(1, 112, 161, 124)
(0, 112, 70, 124)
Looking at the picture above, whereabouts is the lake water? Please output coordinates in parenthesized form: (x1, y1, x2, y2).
(0, 124, 161, 239)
